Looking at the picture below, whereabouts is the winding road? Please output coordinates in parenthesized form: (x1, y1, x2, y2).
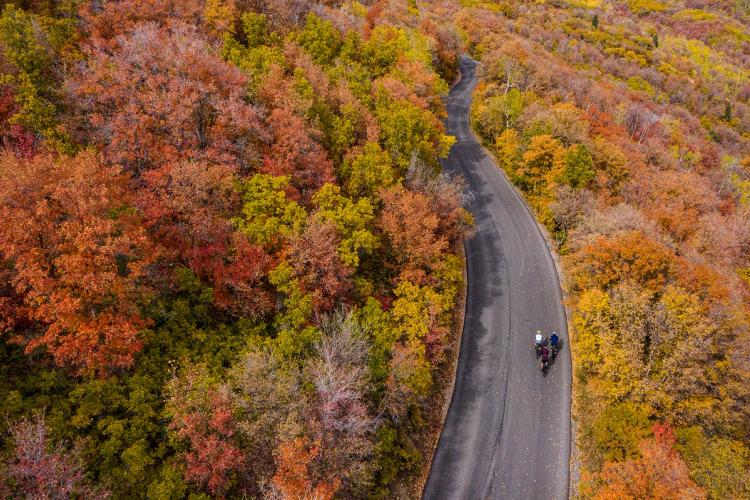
(423, 56, 571, 499)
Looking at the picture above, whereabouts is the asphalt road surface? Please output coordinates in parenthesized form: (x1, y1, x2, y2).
(423, 56, 571, 500)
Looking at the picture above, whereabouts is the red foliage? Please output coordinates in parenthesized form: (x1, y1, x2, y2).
(289, 221, 352, 314)
(261, 108, 335, 203)
(173, 389, 244, 496)
(140, 161, 237, 275)
(212, 235, 275, 319)
(0, 86, 37, 158)
(0, 151, 155, 375)
(68, 22, 266, 174)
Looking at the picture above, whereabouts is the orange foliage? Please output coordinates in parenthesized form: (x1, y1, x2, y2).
(272, 437, 339, 500)
(0, 152, 154, 375)
(568, 231, 676, 292)
(80, 0, 205, 44)
(594, 424, 705, 500)
(378, 185, 448, 283)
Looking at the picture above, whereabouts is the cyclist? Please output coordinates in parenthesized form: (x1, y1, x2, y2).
(550, 332, 559, 355)
(540, 345, 551, 372)
(534, 330, 545, 357)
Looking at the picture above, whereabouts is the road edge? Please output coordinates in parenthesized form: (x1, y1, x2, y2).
(412, 242, 469, 499)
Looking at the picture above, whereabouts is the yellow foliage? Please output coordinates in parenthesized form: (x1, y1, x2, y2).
(627, 0, 667, 14)
(566, 0, 602, 8)
(203, 0, 237, 36)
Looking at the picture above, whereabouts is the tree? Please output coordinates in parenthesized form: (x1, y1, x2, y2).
(233, 174, 307, 249)
(379, 185, 448, 282)
(0, 151, 154, 375)
(1, 414, 104, 498)
(230, 348, 305, 494)
(80, 0, 205, 44)
(312, 183, 378, 269)
(567, 231, 676, 292)
(239, 12, 270, 49)
(723, 100, 732, 122)
(203, 0, 238, 37)
(406, 161, 473, 245)
(211, 234, 275, 319)
(268, 261, 319, 359)
(289, 221, 353, 314)
(360, 25, 409, 76)
(0, 5, 74, 148)
(68, 22, 265, 174)
(272, 437, 339, 500)
(521, 134, 564, 180)
(550, 185, 594, 234)
(261, 108, 335, 202)
(593, 424, 705, 500)
(677, 426, 750, 498)
(296, 13, 342, 66)
(386, 281, 443, 404)
(307, 312, 376, 487)
(495, 128, 521, 173)
(340, 142, 396, 199)
(591, 403, 651, 464)
(139, 160, 237, 277)
(486, 88, 525, 133)
(561, 143, 595, 188)
(166, 366, 244, 496)
(375, 96, 453, 170)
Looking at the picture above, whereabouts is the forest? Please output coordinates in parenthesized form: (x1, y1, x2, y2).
(2, 0, 749, 499)
(0, 0, 472, 497)
(462, 0, 750, 498)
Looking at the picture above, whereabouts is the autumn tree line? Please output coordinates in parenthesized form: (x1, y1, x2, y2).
(456, 0, 750, 498)
(0, 0, 473, 497)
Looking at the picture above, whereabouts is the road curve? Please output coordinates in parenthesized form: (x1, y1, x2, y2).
(423, 56, 571, 499)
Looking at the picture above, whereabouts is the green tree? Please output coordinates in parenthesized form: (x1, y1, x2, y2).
(340, 142, 397, 198)
(561, 143, 595, 188)
(269, 261, 319, 359)
(489, 87, 524, 131)
(233, 174, 307, 248)
(723, 100, 732, 122)
(677, 427, 750, 498)
(356, 298, 396, 395)
(240, 11, 269, 48)
(0, 4, 73, 148)
(388, 281, 444, 400)
(312, 183, 378, 268)
(591, 403, 651, 464)
(376, 96, 454, 170)
(360, 25, 409, 76)
(296, 13, 341, 66)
